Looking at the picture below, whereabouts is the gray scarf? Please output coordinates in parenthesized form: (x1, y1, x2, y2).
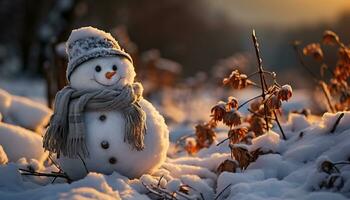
(43, 83, 146, 158)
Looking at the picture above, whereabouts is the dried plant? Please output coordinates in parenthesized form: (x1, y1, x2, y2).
(186, 30, 292, 170)
(217, 159, 238, 174)
(317, 159, 350, 191)
(294, 30, 350, 112)
(142, 176, 204, 200)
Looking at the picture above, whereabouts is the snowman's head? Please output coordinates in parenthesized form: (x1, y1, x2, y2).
(66, 26, 135, 90)
(70, 56, 135, 90)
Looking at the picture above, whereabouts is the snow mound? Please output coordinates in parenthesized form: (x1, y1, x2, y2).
(0, 108, 349, 200)
(0, 88, 52, 133)
(0, 145, 8, 165)
(0, 122, 48, 162)
(250, 131, 281, 152)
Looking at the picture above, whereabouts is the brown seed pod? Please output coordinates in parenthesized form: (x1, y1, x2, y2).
(322, 30, 340, 46)
(228, 127, 249, 144)
(266, 95, 282, 110)
(223, 110, 242, 127)
(250, 99, 262, 111)
(227, 96, 239, 110)
(303, 43, 324, 61)
(223, 70, 252, 89)
(277, 84, 293, 101)
(229, 145, 252, 170)
(211, 101, 226, 122)
(338, 47, 350, 63)
(319, 160, 334, 174)
(249, 116, 266, 136)
(217, 159, 238, 174)
(195, 123, 216, 148)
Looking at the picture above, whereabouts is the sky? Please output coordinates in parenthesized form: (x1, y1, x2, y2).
(206, 0, 350, 27)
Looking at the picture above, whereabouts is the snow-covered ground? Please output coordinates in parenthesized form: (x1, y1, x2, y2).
(0, 86, 349, 200)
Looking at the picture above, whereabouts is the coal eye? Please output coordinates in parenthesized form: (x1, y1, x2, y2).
(112, 65, 118, 71)
(95, 65, 101, 72)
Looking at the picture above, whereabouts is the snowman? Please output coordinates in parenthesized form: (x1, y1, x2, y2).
(43, 26, 169, 180)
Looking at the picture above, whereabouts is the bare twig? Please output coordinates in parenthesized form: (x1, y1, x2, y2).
(142, 182, 179, 200)
(333, 161, 350, 165)
(252, 30, 270, 131)
(320, 81, 336, 113)
(237, 94, 262, 110)
(273, 111, 286, 140)
(214, 183, 232, 200)
(78, 154, 89, 174)
(292, 41, 335, 112)
(19, 168, 71, 183)
(247, 108, 274, 120)
(48, 153, 62, 171)
(157, 175, 164, 188)
(247, 70, 276, 79)
(330, 112, 344, 133)
(292, 41, 319, 81)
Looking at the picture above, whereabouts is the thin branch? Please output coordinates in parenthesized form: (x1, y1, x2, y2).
(333, 161, 350, 166)
(182, 184, 205, 200)
(247, 108, 274, 120)
(237, 94, 262, 110)
(292, 42, 335, 112)
(19, 168, 71, 183)
(214, 183, 232, 200)
(247, 71, 276, 79)
(157, 175, 164, 188)
(330, 112, 344, 133)
(216, 125, 250, 146)
(319, 81, 336, 113)
(292, 42, 319, 82)
(141, 182, 179, 200)
(78, 154, 89, 174)
(142, 182, 170, 199)
(216, 136, 232, 146)
(252, 30, 270, 131)
(48, 153, 62, 171)
(273, 111, 286, 140)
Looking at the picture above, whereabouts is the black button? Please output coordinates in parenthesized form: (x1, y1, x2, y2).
(101, 141, 109, 149)
(99, 114, 106, 121)
(109, 157, 117, 164)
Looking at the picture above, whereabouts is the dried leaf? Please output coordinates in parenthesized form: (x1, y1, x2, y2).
(217, 159, 238, 174)
(211, 101, 226, 122)
(277, 84, 293, 101)
(322, 30, 340, 46)
(223, 110, 242, 127)
(195, 123, 216, 149)
(303, 43, 324, 61)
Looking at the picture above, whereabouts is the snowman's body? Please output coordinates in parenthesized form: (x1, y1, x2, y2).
(58, 99, 168, 180)
(48, 27, 169, 180)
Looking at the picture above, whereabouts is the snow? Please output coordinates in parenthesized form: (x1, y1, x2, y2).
(0, 122, 48, 162)
(0, 88, 51, 133)
(0, 91, 348, 199)
(0, 145, 8, 165)
(250, 131, 281, 152)
(0, 83, 349, 199)
(67, 26, 119, 48)
(0, 44, 348, 199)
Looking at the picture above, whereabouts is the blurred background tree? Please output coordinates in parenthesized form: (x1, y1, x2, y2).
(0, 0, 350, 90)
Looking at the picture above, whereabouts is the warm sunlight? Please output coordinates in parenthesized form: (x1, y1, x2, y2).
(0, 1, 349, 200)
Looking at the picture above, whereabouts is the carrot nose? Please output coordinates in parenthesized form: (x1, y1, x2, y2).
(105, 71, 116, 79)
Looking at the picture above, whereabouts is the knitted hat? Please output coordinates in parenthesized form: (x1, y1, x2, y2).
(66, 26, 133, 81)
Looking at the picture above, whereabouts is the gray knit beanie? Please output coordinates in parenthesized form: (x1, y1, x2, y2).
(66, 26, 133, 82)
